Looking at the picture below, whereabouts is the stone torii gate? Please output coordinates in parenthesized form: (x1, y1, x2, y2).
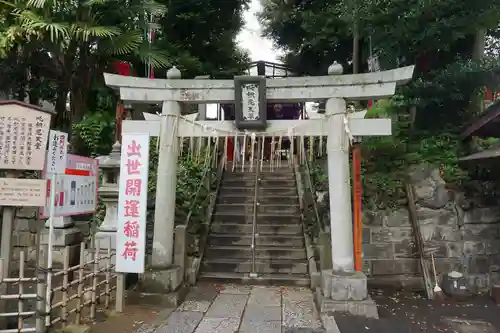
(103, 63, 414, 280)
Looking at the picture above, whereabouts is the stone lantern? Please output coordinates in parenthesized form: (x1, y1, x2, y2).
(95, 141, 122, 249)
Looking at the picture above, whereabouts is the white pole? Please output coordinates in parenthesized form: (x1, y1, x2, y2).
(45, 172, 57, 327)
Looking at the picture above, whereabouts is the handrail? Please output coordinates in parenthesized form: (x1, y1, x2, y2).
(185, 143, 221, 228)
(250, 138, 262, 278)
(301, 145, 325, 233)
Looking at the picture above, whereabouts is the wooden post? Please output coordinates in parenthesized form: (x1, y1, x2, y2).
(18, 251, 25, 330)
(115, 273, 125, 313)
(62, 246, 70, 326)
(352, 143, 363, 272)
(35, 238, 47, 333)
(75, 242, 84, 325)
(1, 170, 19, 280)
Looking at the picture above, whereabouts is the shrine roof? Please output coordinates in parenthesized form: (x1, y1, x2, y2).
(461, 100, 500, 139)
(0, 100, 56, 115)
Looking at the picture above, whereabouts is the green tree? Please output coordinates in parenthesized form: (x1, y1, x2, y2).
(0, 0, 170, 130)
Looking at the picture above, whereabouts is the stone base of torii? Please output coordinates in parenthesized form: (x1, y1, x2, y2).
(102, 63, 414, 317)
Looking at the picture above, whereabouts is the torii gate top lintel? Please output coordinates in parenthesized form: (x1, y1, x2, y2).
(103, 64, 415, 104)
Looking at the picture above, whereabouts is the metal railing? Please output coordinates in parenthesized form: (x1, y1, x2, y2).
(250, 139, 262, 278)
(301, 144, 325, 238)
(184, 139, 223, 229)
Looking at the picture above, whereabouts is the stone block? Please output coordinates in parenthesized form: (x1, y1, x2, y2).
(11, 231, 35, 247)
(319, 296, 379, 319)
(445, 241, 463, 258)
(394, 240, 449, 258)
(464, 207, 500, 224)
(464, 256, 489, 274)
(385, 209, 410, 227)
(15, 207, 38, 219)
(363, 211, 386, 226)
(462, 224, 500, 240)
(95, 231, 116, 250)
(137, 266, 183, 293)
(362, 260, 371, 276)
(370, 227, 412, 243)
(371, 259, 420, 275)
(463, 241, 486, 256)
(321, 270, 368, 301)
(485, 240, 500, 255)
(420, 225, 460, 242)
(368, 275, 424, 291)
(416, 206, 458, 225)
(466, 273, 491, 293)
(435, 258, 462, 273)
(489, 255, 500, 272)
(14, 218, 33, 232)
(362, 243, 394, 259)
(362, 228, 371, 243)
(41, 227, 82, 247)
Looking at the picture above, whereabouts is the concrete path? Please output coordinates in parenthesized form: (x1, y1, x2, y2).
(136, 283, 326, 333)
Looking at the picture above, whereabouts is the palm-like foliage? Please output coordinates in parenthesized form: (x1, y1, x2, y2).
(0, 0, 170, 126)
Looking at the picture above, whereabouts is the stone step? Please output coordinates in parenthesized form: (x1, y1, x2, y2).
(210, 223, 302, 235)
(200, 258, 309, 274)
(259, 187, 298, 196)
(205, 245, 307, 260)
(198, 271, 311, 287)
(219, 187, 297, 196)
(217, 195, 298, 205)
(221, 179, 296, 188)
(207, 234, 305, 247)
(228, 163, 293, 170)
(212, 213, 302, 225)
(224, 172, 296, 181)
(258, 204, 300, 215)
(214, 203, 300, 215)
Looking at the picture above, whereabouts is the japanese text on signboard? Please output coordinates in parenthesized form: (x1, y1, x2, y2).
(0, 105, 51, 170)
(116, 134, 149, 273)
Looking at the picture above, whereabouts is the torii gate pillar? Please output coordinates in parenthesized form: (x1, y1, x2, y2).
(325, 97, 354, 272)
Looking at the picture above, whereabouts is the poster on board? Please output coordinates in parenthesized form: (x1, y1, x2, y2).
(40, 154, 99, 218)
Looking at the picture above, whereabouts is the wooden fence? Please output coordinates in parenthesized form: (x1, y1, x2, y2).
(0, 237, 125, 333)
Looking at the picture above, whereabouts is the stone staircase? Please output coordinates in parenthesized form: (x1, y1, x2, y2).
(199, 162, 310, 286)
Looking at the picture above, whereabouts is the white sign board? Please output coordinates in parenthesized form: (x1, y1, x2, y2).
(41, 175, 97, 217)
(0, 104, 51, 170)
(0, 178, 47, 206)
(46, 130, 68, 174)
(40, 154, 99, 218)
(116, 133, 149, 273)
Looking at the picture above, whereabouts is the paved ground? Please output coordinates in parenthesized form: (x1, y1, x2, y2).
(134, 283, 325, 333)
(335, 289, 500, 333)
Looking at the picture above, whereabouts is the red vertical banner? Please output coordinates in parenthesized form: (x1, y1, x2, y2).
(352, 144, 363, 272)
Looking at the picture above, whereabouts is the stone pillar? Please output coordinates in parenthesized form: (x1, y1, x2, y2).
(95, 141, 122, 249)
(152, 66, 181, 267)
(325, 74, 354, 271)
(319, 62, 378, 319)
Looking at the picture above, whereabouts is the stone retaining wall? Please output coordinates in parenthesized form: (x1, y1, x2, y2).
(362, 164, 500, 292)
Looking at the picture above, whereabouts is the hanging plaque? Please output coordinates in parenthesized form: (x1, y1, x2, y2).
(234, 76, 267, 130)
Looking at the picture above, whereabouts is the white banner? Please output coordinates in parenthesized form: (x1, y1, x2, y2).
(46, 130, 68, 174)
(116, 133, 149, 273)
(41, 175, 97, 217)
